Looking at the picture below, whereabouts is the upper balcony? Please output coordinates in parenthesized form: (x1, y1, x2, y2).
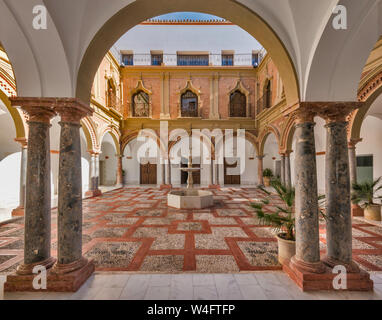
(119, 49, 266, 68)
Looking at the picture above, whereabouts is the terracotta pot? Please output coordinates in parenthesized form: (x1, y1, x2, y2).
(364, 204, 381, 221)
(263, 176, 271, 187)
(276, 234, 296, 265)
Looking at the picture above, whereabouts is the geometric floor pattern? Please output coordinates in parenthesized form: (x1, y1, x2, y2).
(0, 187, 382, 274)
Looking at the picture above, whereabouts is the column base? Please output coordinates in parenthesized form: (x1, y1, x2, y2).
(85, 189, 102, 198)
(283, 259, 373, 291)
(352, 204, 364, 217)
(11, 206, 25, 217)
(322, 256, 360, 273)
(5, 259, 95, 292)
(160, 184, 172, 189)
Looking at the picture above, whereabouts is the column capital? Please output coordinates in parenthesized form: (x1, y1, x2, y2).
(14, 137, 28, 148)
(300, 101, 364, 123)
(54, 98, 93, 124)
(292, 104, 316, 123)
(348, 138, 363, 149)
(256, 155, 265, 160)
(10, 97, 57, 124)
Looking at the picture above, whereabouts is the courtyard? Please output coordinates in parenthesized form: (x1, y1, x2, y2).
(1, 187, 382, 275)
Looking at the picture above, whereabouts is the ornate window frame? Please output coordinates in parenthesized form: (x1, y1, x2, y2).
(129, 80, 152, 118)
(228, 80, 251, 118)
(178, 80, 202, 118)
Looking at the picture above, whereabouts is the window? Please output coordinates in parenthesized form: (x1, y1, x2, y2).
(222, 54, 234, 66)
(132, 91, 150, 117)
(181, 90, 198, 117)
(151, 54, 163, 66)
(229, 90, 246, 117)
(356, 155, 373, 184)
(177, 55, 209, 66)
(264, 80, 271, 108)
(252, 53, 259, 67)
(122, 54, 133, 66)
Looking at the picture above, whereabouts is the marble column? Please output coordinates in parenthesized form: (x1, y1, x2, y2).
(348, 139, 363, 217)
(52, 100, 93, 274)
(257, 155, 264, 186)
(214, 160, 220, 185)
(160, 163, 166, 185)
(285, 152, 292, 188)
(11, 98, 57, 275)
(322, 108, 360, 272)
(280, 153, 286, 184)
(166, 158, 172, 186)
(12, 138, 28, 216)
(116, 155, 123, 186)
(85, 152, 102, 197)
(95, 153, 100, 190)
(209, 158, 214, 186)
(290, 108, 325, 274)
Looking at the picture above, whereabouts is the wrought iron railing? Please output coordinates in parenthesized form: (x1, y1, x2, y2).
(120, 51, 267, 67)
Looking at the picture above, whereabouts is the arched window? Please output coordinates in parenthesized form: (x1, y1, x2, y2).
(132, 91, 150, 117)
(230, 90, 246, 117)
(263, 80, 272, 109)
(181, 90, 198, 117)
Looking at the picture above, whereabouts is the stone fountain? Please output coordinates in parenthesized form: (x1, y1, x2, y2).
(167, 154, 214, 209)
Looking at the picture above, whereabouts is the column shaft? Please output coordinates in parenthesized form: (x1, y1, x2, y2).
(161, 163, 166, 185)
(53, 101, 93, 274)
(24, 121, 54, 266)
(116, 155, 123, 186)
(348, 145, 357, 184)
(11, 101, 57, 275)
(285, 153, 292, 188)
(209, 158, 214, 186)
(292, 120, 323, 272)
(166, 160, 172, 185)
(324, 121, 356, 270)
(257, 156, 264, 185)
(57, 121, 83, 265)
(280, 154, 286, 184)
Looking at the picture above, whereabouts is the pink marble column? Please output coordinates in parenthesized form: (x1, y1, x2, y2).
(257, 155, 264, 186)
(116, 154, 123, 187)
(12, 138, 28, 217)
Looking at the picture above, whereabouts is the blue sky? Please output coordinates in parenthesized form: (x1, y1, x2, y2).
(152, 12, 225, 21)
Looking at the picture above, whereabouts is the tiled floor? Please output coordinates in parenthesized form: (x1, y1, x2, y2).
(1, 187, 382, 273)
(2, 271, 382, 300)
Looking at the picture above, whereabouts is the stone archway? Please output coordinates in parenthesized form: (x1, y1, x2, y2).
(76, 0, 299, 107)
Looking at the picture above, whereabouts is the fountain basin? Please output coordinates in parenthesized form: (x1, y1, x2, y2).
(167, 189, 214, 209)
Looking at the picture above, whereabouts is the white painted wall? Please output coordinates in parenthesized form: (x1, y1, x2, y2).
(263, 133, 280, 176)
(358, 115, 382, 182)
(0, 101, 18, 161)
(123, 137, 162, 185)
(100, 133, 118, 186)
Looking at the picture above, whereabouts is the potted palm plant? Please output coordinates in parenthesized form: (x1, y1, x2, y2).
(251, 179, 295, 264)
(351, 177, 382, 221)
(263, 168, 273, 187)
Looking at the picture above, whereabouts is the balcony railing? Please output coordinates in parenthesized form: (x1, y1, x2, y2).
(107, 94, 123, 115)
(120, 50, 267, 67)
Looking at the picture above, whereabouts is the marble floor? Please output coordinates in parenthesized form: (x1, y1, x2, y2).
(1, 271, 382, 300)
(1, 187, 382, 274)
